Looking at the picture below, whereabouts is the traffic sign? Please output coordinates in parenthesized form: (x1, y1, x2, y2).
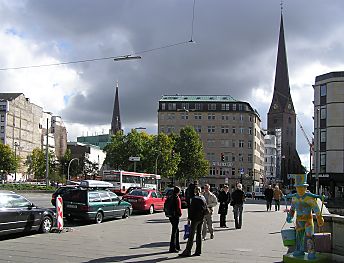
(240, 168, 244, 175)
(129, 157, 140, 162)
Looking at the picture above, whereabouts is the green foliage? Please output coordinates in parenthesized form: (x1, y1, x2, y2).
(174, 126, 209, 181)
(104, 130, 180, 180)
(26, 148, 58, 181)
(0, 142, 20, 174)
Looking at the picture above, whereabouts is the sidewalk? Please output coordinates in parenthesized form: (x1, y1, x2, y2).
(0, 202, 288, 263)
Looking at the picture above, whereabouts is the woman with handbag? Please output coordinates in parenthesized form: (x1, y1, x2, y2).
(217, 185, 230, 228)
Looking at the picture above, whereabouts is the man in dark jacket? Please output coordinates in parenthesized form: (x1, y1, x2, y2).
(185, 180, 198, 207)
(179, 186, 207, 257)
(264, 185, 274, 211)
(168, 186, 182, 253)
(231, 183, 245, 229)
(217, 185, 230, 227)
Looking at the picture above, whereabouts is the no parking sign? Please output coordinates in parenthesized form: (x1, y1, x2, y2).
(56, 195, 63, 231)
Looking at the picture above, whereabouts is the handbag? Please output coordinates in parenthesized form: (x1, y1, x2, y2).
(183, 224, 190, 240)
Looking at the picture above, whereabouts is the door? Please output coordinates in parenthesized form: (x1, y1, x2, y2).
(0, 194, 20, 235)
(109, 192, 123, 217)
(99, 192, 115, 218)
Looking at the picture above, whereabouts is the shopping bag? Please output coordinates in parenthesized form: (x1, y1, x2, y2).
(183, 224, 190, 240)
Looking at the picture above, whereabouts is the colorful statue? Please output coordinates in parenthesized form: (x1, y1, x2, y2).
(286, 174, 324, 260)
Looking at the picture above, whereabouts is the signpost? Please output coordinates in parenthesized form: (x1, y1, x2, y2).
(240, 168, 244, 183)
(129, 157, 140, 172)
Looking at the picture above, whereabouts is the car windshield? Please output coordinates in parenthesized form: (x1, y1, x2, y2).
(129, 190, 148, 197)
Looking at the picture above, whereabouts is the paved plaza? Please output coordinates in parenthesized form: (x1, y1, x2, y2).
(0, 202, 289, 263)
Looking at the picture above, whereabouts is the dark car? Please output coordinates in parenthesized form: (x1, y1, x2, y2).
(63, 188, 132, 224)
(51, 186, 77, 206)
(0, 190, 55, 237)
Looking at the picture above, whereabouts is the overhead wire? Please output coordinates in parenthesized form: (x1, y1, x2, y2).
(0, 0, 197, 72)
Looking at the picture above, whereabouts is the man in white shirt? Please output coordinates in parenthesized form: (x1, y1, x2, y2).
(202, 184, 218, 240)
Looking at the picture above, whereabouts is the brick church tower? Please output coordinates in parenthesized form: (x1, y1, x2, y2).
(267, 13, 303, 186)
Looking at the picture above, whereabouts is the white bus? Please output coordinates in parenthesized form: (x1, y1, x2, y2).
(102, 170, 161, 195)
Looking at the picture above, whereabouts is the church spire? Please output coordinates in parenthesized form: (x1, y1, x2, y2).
(270, 12, 292, 111)
(110, 81, 122, 135)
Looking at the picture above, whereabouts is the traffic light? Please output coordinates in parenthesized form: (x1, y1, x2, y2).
(221, 153, 225, 162)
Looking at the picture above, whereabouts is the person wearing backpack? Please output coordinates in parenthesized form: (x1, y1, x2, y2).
(165, 186, 182, 253)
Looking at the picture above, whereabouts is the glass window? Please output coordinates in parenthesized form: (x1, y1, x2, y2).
(208, 103, 216, 110)
(232, 168, 236, 176)
(207, 126, 215, 133)
(210, 167, 216, 176)
(129, 190, 148, 197)
(194, 125, 202, 133)
(151, 192, 157, 198)
(221, 126, 229, 133)
(99, 192, 111, 202)
(320, 107, 326, 120)
(0, 115, 4, 122)
(320, 129, 326, 143)
(181, 113, 188, 120)
(240, 127, 244, 134)
(320, 84, 327, 97)
(207, 139, 216, 147)
(89, 192, 101, 203)
(232, 127, 236, 134)
(8, 195, 31, 208)
(239, 140, 244, 148)
(232, 104, 237, 111)
(206, 152, 215, 161)
(161, 103, 165, 110)
(195, 103, 201, 110)
(109, 192, 119, 201)
(156, 192, 162, 198)
(181, 103, 189, 110)
(208, 114, 216, 120)
(320, 152, 326, 166)
(221, 104, 230, 110)
(238, 104, 243, 111)
(248, 154, 253, 163)
(194, 114, 202, 120)
(248, 127, 252, 135)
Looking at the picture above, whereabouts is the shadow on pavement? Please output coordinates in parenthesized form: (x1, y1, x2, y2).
(82, 251, 178, 263)
(130, 241, 187, 250)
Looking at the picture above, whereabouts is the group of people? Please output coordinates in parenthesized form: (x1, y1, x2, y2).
(166, 181, 245, 257)
(263, 184, 283, 211)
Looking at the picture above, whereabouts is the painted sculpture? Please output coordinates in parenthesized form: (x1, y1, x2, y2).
(286, 174, 324, 260)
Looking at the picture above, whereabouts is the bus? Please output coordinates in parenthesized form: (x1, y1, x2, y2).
(102, 170, 161, 195)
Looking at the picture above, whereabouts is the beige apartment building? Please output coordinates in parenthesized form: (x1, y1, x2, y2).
(313, 72, 344, 198)
(158, 95, 264, 192)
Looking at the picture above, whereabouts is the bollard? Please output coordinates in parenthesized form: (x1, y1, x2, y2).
(56, 195, 63, 231)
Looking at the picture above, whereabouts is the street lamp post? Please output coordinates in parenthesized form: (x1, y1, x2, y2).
(14, 142, 20, 182)
(45, 118, 49, 187)
(67, 158, 79, 182)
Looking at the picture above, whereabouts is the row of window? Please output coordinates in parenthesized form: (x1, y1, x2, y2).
(161, 112, 254, 122)
(160, 125, 257, 136)
(209, 167, 253, 176)
(161, 102, 250, 112)
(207, 152, 253, 162)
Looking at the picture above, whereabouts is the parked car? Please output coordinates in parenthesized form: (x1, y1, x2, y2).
(245, 192, 253, 198)
(51, 185, 78, 207)
(163, 188, 188, 208)
(122, 189, 165, 214)
(63, 185, 132, 224)
(0, 190, 55, 237)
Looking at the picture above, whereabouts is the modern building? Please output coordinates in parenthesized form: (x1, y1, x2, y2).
(77, 82, 122, 149)
(158, 95, 264, 191)
(267, 13, 303, 186)
(313, 71, 344, 198)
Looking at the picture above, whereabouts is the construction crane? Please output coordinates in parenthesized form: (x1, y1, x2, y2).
(296, 117, 314, 173)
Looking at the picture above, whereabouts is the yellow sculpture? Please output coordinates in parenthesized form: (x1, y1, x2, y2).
(286, 174, 324, 260)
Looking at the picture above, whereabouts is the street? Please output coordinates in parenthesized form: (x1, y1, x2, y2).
(0, 194, 288, 263)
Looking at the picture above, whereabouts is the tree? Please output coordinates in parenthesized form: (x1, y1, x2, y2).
(174, 126, 209, 181)
(26, 148, 57, 181)
(0, 142, 19, 176)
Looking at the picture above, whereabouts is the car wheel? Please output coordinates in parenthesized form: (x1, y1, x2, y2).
(148, 205, 154, 214)
(95, 211, 103, 224)
(40, 216, 53, 233)
(122, 208, 130, 219)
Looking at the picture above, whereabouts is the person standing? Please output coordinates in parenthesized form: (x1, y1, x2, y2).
(167, 186, 182, 253)
(273, 185, 283, 211)
(231, 183, 245, 229)
(185, 180, 198, 207)
(179, 186, 207, 257)
(202, 184, 218, 240)
(264, 185, 274, 211)
(217, 185, 230, 228)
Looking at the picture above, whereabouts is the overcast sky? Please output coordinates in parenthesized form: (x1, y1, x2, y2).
(1, 0, 344, 170)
